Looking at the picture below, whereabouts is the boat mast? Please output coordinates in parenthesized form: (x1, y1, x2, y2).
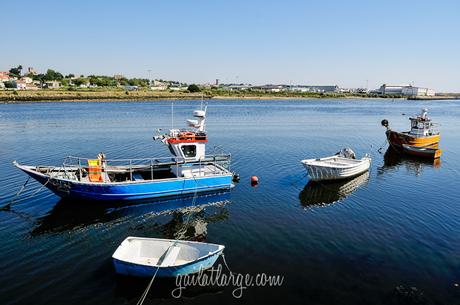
(171, 102, 174, 130)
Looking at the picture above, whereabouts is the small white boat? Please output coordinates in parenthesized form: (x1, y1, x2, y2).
(301, 148, 371, 182)
(112, 237, 224, 277)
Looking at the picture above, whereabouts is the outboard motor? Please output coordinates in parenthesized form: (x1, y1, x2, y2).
(336, 148, 356, 159)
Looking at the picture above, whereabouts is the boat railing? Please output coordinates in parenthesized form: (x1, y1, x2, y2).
(61, 154, 231, 175)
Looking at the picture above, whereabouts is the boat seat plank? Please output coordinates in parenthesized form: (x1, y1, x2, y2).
(159, 246, 181, 267)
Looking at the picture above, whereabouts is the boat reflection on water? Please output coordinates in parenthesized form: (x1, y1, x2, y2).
(114, 264, 224, 301)
(377, 147, 441, 177)
(299, 171, 370, 207)
(31, 191, 231, 240)
(156, 200, 229, 241)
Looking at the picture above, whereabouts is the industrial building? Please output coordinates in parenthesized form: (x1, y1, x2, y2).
(378, 84, 435, 97)
(401, 86, 435, 97)
(287, 85, 339, 93)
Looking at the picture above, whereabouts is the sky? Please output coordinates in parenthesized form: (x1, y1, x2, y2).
(1, 0, 459, 91)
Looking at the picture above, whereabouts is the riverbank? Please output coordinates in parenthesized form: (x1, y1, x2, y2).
(408, 95, 460, 100)
(0, 89, 210, 103)
(1, 88, 458, 103)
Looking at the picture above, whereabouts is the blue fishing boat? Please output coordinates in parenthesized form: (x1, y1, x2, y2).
(112, 237, 224, 277)
(14, 105, 237, 202)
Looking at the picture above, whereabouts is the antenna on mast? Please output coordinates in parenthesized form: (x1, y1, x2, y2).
(171, 102, 174, 130)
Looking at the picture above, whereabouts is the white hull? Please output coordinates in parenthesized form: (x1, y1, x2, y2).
(112, 237, 224, 277)
(301, 156, 371, 182)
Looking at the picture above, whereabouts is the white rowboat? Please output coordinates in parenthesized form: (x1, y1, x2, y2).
(112, 237, 224, 277)
(301, 148, 371, 182)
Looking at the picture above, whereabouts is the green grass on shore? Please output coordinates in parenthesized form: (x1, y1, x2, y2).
(0, 87, 405, 102)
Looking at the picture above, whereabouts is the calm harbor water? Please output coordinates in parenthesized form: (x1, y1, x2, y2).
(0, 99, 459, 305)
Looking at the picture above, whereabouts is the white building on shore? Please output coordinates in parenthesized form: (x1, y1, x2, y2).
(378, 84, 435, 97)
(401, 86, 435, 97)
(150, 80, 168, 91)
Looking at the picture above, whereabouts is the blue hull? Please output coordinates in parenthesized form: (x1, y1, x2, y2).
(20, 168, 233, 202)
(113, 250, 222, 277)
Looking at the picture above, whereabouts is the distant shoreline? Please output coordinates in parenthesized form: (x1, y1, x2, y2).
(1, 89, 458, 103)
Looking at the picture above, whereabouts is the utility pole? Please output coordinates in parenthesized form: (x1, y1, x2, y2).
(147, 69, 152, 86)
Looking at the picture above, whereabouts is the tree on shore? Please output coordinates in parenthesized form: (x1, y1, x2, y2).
(8, 65, 23, 78)
(127, 78, 149, 87)
(72, 77, 89, 86)
(3, 81, 16, 88)
(187, 84, 200, 92)
(88, 75, 117, 87)
(3, 65, 182, 90)
(44, 69, 63, 81)
(32, 74, 46, 87)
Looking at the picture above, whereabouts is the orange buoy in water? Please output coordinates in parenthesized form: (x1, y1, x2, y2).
(251, 176, 259, 183)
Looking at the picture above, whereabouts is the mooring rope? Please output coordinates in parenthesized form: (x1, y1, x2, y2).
(221, 253, 233, 274)
(175, 171, 200, 239)
(136, 266, 160, 305)
(136, 167, 201, 304)
(377, 137, 389, 154)
(0, 177, 30, 211)
(1, 177, 52, 211)
(11, 177, 30, 201)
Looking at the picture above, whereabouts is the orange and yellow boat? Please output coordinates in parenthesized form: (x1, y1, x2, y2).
(381, 108, 442, 159)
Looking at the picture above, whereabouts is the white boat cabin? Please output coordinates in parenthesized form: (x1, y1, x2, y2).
(408, 108, 438, 137)
(155, 106, 209, 163)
